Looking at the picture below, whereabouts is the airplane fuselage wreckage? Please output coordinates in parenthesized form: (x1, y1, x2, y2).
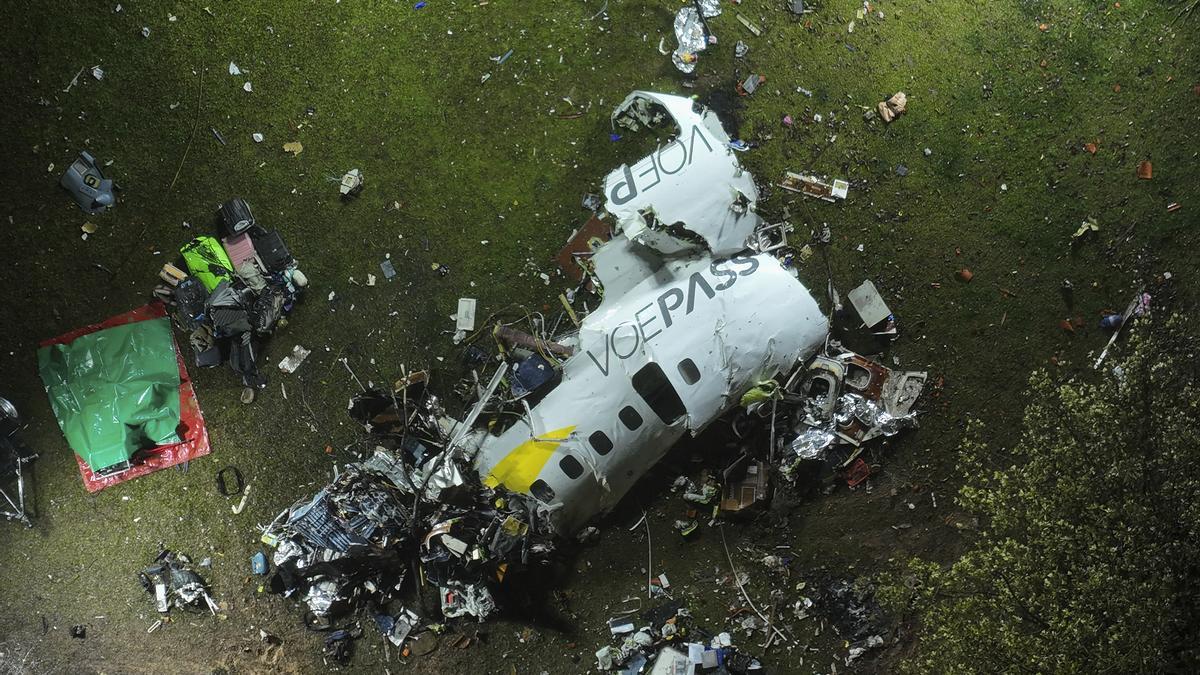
(261, 92, 925, 634)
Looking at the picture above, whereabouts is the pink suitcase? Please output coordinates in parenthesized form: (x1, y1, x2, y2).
(222, 233, 258, 268)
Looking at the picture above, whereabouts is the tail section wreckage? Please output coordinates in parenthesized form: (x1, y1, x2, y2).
(259, 92, 926, 663)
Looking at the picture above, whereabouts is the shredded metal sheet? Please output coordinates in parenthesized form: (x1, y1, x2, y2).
(697, 0, 722, 17)
(790, 428, 838, 460)
(791, 392, 921, 461)
(672, 7, 706, 74)
(841, 393, 919, 437)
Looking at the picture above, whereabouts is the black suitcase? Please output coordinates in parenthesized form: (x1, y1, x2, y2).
(249, 227, 294, 272)
(217, 198, 256, 238)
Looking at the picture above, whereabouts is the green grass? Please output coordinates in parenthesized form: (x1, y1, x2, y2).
(0, 0, 1196, 672)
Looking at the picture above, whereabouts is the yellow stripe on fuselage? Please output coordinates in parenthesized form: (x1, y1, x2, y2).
(482, 425, 576, 493)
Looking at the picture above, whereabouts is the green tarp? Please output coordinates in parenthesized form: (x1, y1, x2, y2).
(37, 317, 182, 472)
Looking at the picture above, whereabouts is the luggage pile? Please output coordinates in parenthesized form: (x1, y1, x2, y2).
(153, 198, 308, 393)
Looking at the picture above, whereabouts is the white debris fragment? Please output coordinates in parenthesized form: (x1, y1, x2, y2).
(456, 298, 478, 331)
(141, 27, 151, 38)
(278, 345, 312, 374)
(228, 61, 241, 76)
(252, 132, 264, 143)
(339, 169, 364, 196)
(91, 65, 105, 81)
(243, 81, 253, 92)
(366, 274, 377, 286)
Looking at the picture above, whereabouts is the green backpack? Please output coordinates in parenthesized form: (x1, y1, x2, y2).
(180, 236, 234, 291)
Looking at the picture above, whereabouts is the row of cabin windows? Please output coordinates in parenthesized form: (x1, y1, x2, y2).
(551, 360, 702, 483)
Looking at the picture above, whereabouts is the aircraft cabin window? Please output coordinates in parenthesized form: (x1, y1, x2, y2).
(619, 406, 643, 430)
(589, 430, 613, 455)
(530, 479, 556, 503)
(632, 362, 687, 424)
(677, 358, 701, 385)
(559, 454, 584, 479)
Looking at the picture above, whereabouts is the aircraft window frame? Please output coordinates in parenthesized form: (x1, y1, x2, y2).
(589, 430, 613, 455)
(530, 479, 556, 503)
(677, 358, 701, 385)
(632, 362, 688, 424)
(559, 454, 584, 479)
(619, 405, 643, 430)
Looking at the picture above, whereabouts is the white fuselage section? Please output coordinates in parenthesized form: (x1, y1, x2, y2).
(473, 245, 828, 534)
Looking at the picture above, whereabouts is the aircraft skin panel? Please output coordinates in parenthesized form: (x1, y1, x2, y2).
(604, 91, 763, 257)
(482, 425, 576, 493)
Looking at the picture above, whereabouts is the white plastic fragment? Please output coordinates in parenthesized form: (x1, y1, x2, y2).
(243, 81, 253, 92)
(252, 132, 264, 143)
(455, 298, 477, 331)
(228, 61, 241, 75)
(278, 345, 311, 374)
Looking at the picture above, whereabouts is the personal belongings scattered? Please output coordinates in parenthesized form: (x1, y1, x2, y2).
(164, 198, 308, 391)
(60, 151, 116, 214)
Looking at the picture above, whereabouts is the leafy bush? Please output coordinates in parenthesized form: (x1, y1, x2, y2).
(882, 316, 1200, 674)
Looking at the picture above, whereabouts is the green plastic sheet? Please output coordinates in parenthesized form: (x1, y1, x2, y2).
(37, 317, 182, 472)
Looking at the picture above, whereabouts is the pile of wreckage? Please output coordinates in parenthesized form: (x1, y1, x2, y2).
(596, 599, 764, 674)
(0, 396, 34, 528)
(153, 198, 308, 400)
(251, 91, 927, 668)
(259, 370, 560, 647)
(138, 549, 221, 634)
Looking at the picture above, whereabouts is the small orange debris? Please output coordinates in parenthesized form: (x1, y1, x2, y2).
(1137, 160, 1153, 179)
(1114, 1, 1120, 7)
(1084, 142, 1098, 155)
(1038, 23, 1049, 31)
(1112, 83, 1121, 93)
(1059, 319, 1075, 334)
(1039, 59, 1048, 68)
(956, 268, 974, 282)
(324, 444, 333, 454)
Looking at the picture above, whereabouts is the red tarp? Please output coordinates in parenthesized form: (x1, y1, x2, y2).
(39, 303, 211, 492)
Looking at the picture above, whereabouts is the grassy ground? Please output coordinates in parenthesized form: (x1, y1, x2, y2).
(0, 0, 1196, 672)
